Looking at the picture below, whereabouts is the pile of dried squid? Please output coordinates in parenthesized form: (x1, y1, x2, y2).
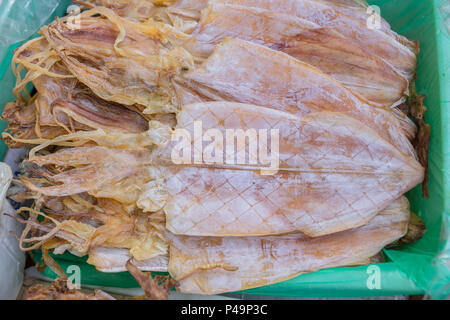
(1, 0, 429, 297)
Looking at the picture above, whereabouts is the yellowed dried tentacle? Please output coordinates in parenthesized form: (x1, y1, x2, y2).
(14, 207, 97, 256)
(51, 106, 74, 134)
(19, 222, 37, 251)
(41, 7, 193, 112)
(1, 132, 90, 151)
(73, 0, 96, 9)
(15, 207, 63, 252)
(12, 37, 74, 102)
(24, 120, 170, 159)
(11, 36, 45, 79)
(27, 129, 104, 159)
(70, 194, 105, 214)
(17, 207, 62, 226)
(14, 55, 72, 80)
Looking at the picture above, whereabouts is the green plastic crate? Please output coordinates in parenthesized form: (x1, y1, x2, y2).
(1, 0, 449, 299)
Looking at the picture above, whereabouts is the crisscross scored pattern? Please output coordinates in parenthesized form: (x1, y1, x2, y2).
(162, 102, 422, 237)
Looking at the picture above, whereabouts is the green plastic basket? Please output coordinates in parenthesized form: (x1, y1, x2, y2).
(1, 0, 449, 298)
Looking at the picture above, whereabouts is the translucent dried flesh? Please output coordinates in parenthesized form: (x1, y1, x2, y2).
(161, 102, 423, 237)
(316, 0, 418, 54)
(87, 246, 169, 273)
(90, 0, 417, 58)
(167, 197, 410, 294)
(175, 38, 417, 157)
(185, 2, 409, 108)
(212, 0, 417, 80)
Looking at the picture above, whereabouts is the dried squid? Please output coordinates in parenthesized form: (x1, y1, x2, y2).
(85, 0, 412, 108)
(188, 0, 418, 80)
(184, 2, 409, 108)
(2, 36, 152, 147)
(1, 1, 428, 297)
(40, 7, 193, 114)
(168, 197, 411, 294)
(175, 38, 417, 157)
(18, 102, 424, 237)
(24, 9, 416, 156)
(16, 192, 412, 295)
